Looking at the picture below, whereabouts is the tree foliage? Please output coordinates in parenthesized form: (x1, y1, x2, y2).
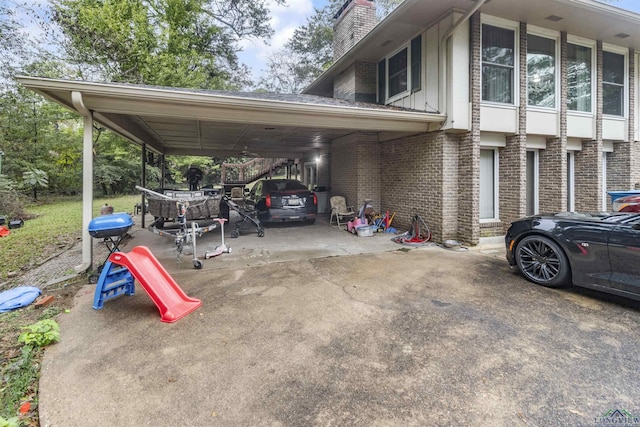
(259, 0, 404, 93)
(51, 0, 284, 88)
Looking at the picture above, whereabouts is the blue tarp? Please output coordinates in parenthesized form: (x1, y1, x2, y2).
(0, 286, 41, 313)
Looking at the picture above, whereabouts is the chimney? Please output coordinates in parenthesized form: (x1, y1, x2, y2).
(333, 0, 376, 61)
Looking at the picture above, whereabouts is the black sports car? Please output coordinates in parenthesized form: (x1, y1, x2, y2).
(505, 212, 640, 300)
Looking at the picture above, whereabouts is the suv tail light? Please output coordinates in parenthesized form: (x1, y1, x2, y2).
(265, 194, 271, 208)
(313, 193, 317, 205)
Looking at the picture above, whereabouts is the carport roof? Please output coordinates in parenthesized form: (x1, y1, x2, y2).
(16, 76, 446, 159)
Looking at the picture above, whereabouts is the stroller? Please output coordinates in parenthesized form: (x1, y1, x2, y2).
(220, 195, 265, 238)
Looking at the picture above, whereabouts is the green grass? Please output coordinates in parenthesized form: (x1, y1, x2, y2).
(0, 194, 139, 425)
(0, 195, 139, 280)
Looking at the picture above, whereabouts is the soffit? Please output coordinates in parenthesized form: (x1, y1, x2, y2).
(17, 77, 446, 159)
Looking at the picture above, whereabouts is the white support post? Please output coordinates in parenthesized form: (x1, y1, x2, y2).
(72, 91, 94, 273)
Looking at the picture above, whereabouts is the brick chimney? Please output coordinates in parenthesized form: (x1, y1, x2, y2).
(333, 0, 376, 61)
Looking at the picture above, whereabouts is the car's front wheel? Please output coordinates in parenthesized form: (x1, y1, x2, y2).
(515, 235, 570, 288)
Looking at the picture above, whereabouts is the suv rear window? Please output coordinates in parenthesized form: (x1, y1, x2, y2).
(264, 180, 307, 192)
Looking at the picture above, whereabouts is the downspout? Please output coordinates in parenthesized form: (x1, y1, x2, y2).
(439, 0, 489, 118)
(71, 91, 94, 273)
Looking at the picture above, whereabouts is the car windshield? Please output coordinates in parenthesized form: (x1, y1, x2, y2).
(264, 180, 307, 192)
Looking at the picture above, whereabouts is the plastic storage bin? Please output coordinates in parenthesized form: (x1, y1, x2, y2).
(356, 225, 374, 237)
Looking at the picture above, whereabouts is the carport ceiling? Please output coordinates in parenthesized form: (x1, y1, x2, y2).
(17, 77, 446, 159)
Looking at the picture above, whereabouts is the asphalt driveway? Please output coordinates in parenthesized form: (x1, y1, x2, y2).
(38, 221, 640, 426)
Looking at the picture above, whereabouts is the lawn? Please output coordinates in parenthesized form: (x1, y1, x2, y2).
(0, 195, 140, 280)
(0, 194, 139, 426)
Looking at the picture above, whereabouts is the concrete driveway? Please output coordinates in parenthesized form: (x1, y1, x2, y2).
(39, 217, 640, 426)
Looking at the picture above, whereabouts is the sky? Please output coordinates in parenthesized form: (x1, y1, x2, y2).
(6, 0, 640, 82)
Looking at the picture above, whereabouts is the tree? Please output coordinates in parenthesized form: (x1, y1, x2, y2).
(259, 0, 404, 93)
(51, 0, 284, 89)
(22, 168, 49, 201)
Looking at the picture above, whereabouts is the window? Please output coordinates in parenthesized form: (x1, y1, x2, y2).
(482, 24, 515, 104)
(527, 35, 555, 108)
(377, 60, 386, 104)
(602, 152, 608, 211)
(388, 48, 408, 98)
(526, 150, 539, 215)
(411, 35, 422, 92)
(379, 35, 422, 102)
(567, 152, 575, 211)
(567, 44, 592, 112)
(480, 149, 498, 220)
(603, 51, 625, 116)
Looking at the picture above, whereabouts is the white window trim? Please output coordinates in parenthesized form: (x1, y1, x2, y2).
(480, 15, 520, 107)
(480, 148, 500, 223)
(602, 43, 629, 119)
(526, 30, 560, 111)
(383, 33, 423, 104)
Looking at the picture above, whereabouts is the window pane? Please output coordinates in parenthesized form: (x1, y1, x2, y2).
(480, 149, 496, 219)
(603, 83, 623, 116)
(482, 65, 513, 103)
(482, 25, 514, 103)
(388, 48, 407, 97)
(378, 60, 386, 104)
(482, 25, 514, 66)
(567, 44, 591, 112)
(411, 36, 421, 92)
(603, 51, 624, 85)
(527, 34, 555, 108)
(526, 151, 536, 216)
(603, 51, 625, 116)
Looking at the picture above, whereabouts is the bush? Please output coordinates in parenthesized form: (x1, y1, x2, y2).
(0, 190, 29, 220)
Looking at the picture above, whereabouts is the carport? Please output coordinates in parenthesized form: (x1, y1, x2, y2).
(16, 76, 446, 272)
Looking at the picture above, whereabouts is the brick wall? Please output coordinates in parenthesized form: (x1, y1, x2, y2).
(331, 135, 360, 207)
(330, 132, 380, 210)
(379, 131, 460, 243)
(333, 0, 376, 61)
(575, 140, 602, 210)
(539, 137, 567, 212)
(333, 62, 377, 102)
(459, 12, 482, 245)
(500, 135, 526, 228)
(608, 142, 632, 193)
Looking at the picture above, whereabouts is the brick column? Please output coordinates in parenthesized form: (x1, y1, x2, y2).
(539, 32, 567, 213)
(499, 22, 527, 228)
(331, 132, 380, 209)
(459, 12, 482, 245)
(575, 41, 603, 211)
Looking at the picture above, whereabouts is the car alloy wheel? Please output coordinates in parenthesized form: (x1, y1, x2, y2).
(515, 235, 570, 288)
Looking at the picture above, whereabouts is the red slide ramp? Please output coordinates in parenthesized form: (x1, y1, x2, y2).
(108, 246, 202, 323)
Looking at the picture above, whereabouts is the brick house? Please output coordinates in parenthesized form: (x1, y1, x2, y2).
(17, 0, 640, 269)
(305, 0, 640, 245)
